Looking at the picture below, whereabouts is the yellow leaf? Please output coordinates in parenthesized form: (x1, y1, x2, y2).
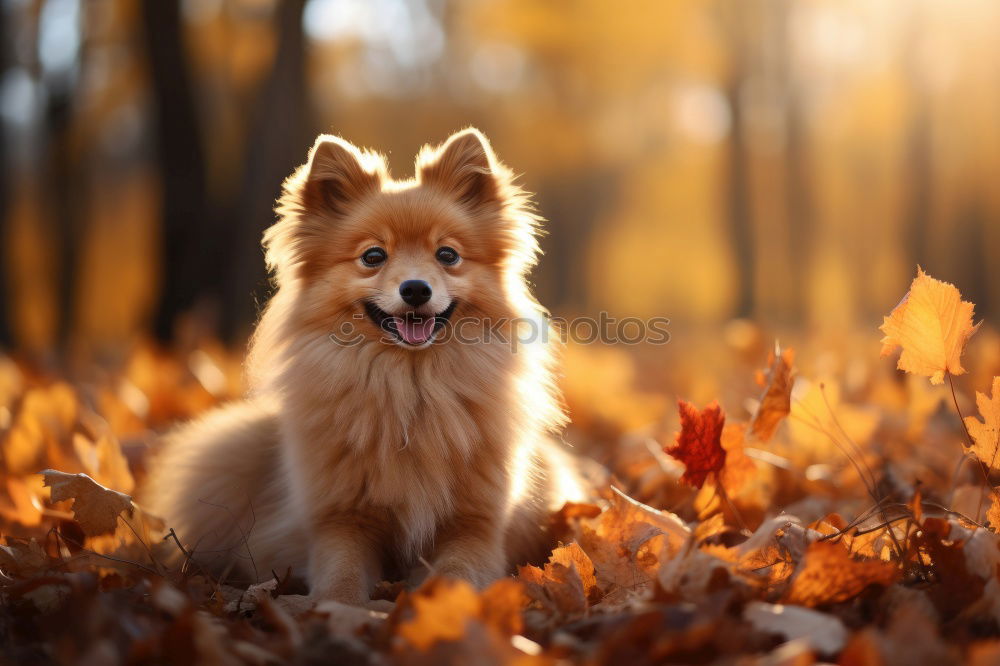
(964, 377, 1000, 471)
(880, 268, 980, 385)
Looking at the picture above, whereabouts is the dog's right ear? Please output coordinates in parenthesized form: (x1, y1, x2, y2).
(303, 135, 383, 215)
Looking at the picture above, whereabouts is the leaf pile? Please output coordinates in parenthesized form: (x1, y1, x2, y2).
(3, 269, 1000, 664)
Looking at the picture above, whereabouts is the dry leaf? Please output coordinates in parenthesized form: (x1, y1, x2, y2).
(478, 578, 527, 636)
(880, 268, 980, 385)
(785, 540, 899, 606)
(577, 487, 690, 595)
(0, 537, 49, 577)
(718, 423, 755, 495)
(744, 601, 847, 654)
(519, 542, 598, 614)
(396, 577, 481, 650)
(750, 344, 795, 442)
(666, 400, 726, 488)
(989, 495, 1000, 533)
(41, 469, 133, 536)
(964, 376, 1000, 470)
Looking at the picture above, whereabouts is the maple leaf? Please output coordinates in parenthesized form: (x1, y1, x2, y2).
(518, 542, 599, 614)
(666, 400, 726, 488)
(879, 267, 980, 385)
(784, 540, 899, 607)
(41, 470, 133, 536)
(964, 376, 1000, 471)
(749, 343, 795, 442)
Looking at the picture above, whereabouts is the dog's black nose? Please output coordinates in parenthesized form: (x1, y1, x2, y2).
(399, 280, 432, 307)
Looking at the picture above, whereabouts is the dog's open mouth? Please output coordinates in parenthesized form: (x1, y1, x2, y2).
(364, 300, 457, 346)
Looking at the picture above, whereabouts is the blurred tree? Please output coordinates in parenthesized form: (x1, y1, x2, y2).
(142, 0, 210, 343)
(0, 2, 11, 348)
(719, 0, 755, 318)
(221, 0, 311, 340)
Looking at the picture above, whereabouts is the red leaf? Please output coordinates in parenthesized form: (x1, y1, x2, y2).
(666, 400, 726, 489)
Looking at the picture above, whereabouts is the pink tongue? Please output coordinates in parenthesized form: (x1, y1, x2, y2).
(395, 316, 435, 345)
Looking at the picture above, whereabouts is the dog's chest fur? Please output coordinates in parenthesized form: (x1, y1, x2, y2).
(277, 337, 514, 555)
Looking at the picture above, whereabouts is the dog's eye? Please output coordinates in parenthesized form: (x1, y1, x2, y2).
(436, 246, 460, 266)
(361, 247, 387, 267)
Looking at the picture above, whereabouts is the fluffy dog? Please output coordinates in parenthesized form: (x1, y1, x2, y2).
(144, 129, 589, 605)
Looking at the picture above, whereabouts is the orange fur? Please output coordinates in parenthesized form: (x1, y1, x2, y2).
(144, 129, 590, 604)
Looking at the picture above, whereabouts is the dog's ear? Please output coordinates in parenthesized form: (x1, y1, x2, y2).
(304, 135, 383, 215)
(418, 129, 503, 209)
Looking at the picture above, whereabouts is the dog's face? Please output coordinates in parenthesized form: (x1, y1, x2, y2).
(267, 129, 539, 350)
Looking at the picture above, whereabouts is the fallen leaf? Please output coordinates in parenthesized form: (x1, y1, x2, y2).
(750, 344, 795, 442)
(0, 537, 49, 577)
(880, 268, 980, 384)
(576, 488, 690, 595)
(666, 400, 726, 489)
(478, 578, 527, 636)
(518, 542, 597, 614)
(784, 540, 899, 607)
(396, 577, 481, 650)
(964, 376, 1000, 470)
(41, 470, 133, 536)
(744, 601, 847, 654)
(718, 423, 755, 495)
(989, 495, 1000, 533)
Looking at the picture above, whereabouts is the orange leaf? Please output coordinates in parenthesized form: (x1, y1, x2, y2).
(396, 577, 481, 650)
(785, 541, 899, 607)
(749, 344, 795, 442)
(964, 377, 1000, 471)
(879, 267, 980, 385)
(517, 542, 598, 613)
(988, 494, 1000, 532)
(479, 578, 528, 636)
(666, 400, 726, 489)
(718, 423, 755, 495)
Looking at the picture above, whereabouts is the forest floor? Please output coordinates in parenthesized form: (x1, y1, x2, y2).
(2, 270, 1000, 665)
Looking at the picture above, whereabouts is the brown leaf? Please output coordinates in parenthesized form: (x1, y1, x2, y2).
(666, 400, 726, 489)
(0, 537, 49, 577)
(749, 344, 795, 442)
(41, 469, 133, 536)
(784, 540, 899, 607)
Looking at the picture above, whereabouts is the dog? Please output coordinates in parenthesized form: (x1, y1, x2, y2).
(144, 128, 590, 605)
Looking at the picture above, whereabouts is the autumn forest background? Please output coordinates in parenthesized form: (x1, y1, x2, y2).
(4, 1, 1000, 664)
(1, 0, 998, 358)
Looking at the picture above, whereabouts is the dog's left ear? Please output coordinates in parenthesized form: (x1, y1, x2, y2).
(418, 129, 503, 209)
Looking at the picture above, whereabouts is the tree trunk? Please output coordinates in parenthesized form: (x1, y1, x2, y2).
(220, 0, 310, 341)
(141, 0, 209, 343)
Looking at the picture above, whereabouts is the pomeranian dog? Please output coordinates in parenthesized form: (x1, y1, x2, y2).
(144, 128, 590, 605)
